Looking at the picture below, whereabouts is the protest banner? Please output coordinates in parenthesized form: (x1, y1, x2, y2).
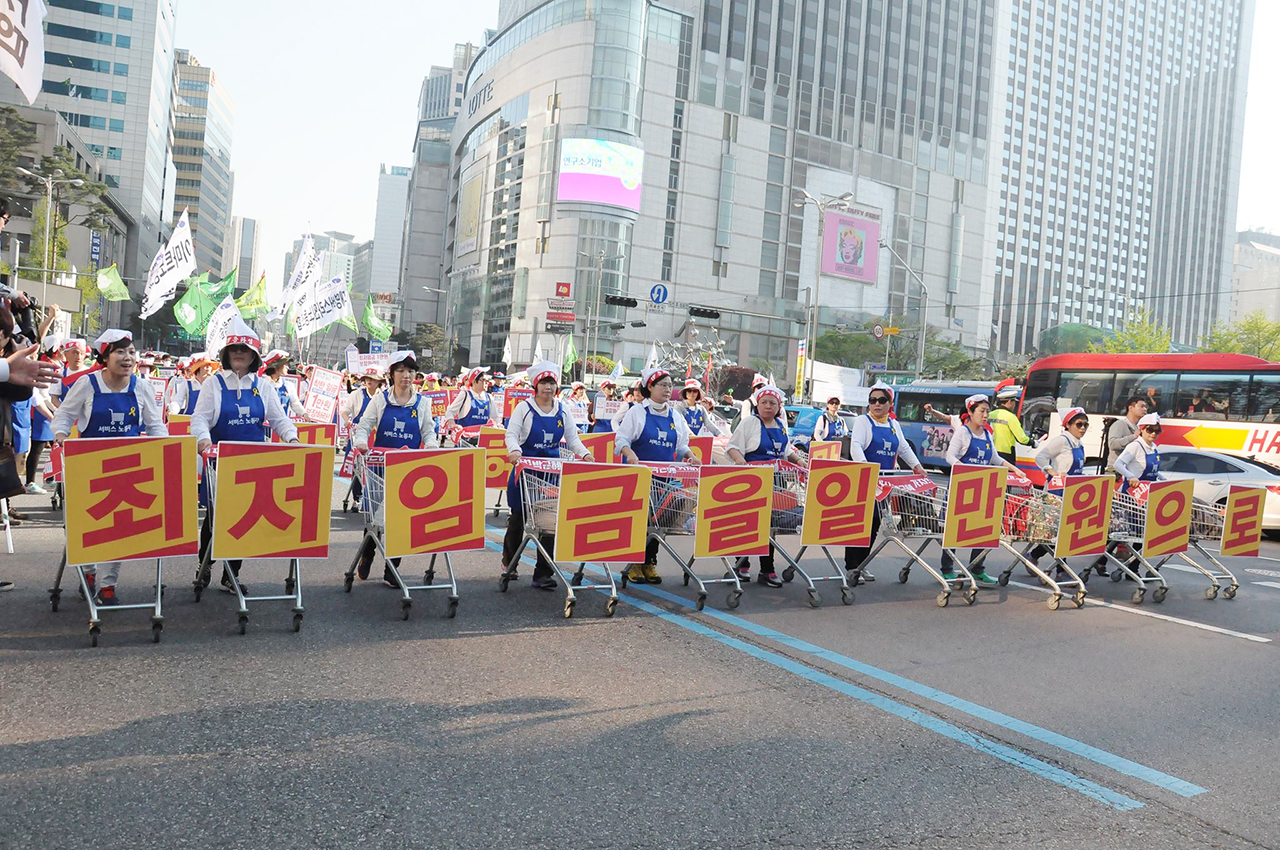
(694, 466, 772, 558)
(554, 462, 651, 563)
(801, 460, 878, 547)
(383, 449, 485, 557)
(1221, 485, 1266, 558)
(211, 443, 335, 559)
(942, 464, 1007, 550)
(1053, 475, 1112, 559)
(1143, 479, 1194, 558)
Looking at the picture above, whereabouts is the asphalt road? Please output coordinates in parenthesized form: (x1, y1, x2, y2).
(3, 483, 1280, 849)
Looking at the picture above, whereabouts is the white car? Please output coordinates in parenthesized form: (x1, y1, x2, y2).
(1155, 448, 1280, 532)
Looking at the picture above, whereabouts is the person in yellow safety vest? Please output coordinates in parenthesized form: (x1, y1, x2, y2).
(989, 385, 1032, 465)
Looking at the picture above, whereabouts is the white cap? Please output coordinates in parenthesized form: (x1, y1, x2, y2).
(752, 372, 768, 388)
(262, 349, 291, 368)
(61, 338, 89, 353)
(1060, 406, 1087, 427)
(219, 317, 263, 370)
(964, 393, 989, 411)
(387, 350, 417, 371)
(464, 366, 490, 385)
(868, 381, 895, 400)
(41, 333, 62, 352)
(754, 384, 785, 406)
(641, 366, 671, 387)
(529, 360, 560, 387)
(93, 329, 132, 356)
(1138, 412, 1161, 428)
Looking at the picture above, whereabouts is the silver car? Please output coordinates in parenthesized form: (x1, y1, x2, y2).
(1155, 448, 1280, 532)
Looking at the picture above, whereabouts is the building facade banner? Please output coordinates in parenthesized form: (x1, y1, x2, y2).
(820, 207, 882, 284)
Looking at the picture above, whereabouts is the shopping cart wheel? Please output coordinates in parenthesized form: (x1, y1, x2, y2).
(936, 591, 950, 608)
(1224, 584, 1238, 600)
(285, 577, 296, 595)
(1204, 586, 1219, 600)
(841, 587, 854, 606)
(292, 613, 303, 632)
(807, 589, 821, 608)
(343, 574, 354, 592)
(49, 589, 60, 612)
(238, 614, 248, 634)
(898, 567, 910, 584)
(963, 588, 977, 605)
(499, 574, 511, 592)
(563, 598, 575, 619)
(401, 599, 411, 621)
(571, 570, 584, 587)
(1073, 591, 1087, 608)
(696, 592, 707, 611)
(997, 571, 1010, 587)
(604, 598, 618, 617)
(1152, 586, 1168, 603)
(446, 596, 458, 618)
(151, 620, 163, 643)
(726, 590, 742, 609)
(1131, 589, 1145, 605)
(682, 572, 689, 586)
(782, 567, 795, 583)
(1110, 569, 1123, 583)
(1047, 594, 1061, 611)
(89, 625, 100, 647)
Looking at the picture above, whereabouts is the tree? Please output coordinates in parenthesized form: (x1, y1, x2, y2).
(1199, 311, 1280, 361)
(393, 323, 453, 374)
(1090, 308, 1171, 354)
(0, 107, 38, 196)
(813, 320, 983, 380)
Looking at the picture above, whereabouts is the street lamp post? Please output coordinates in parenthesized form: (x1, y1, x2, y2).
(793, 190, 853, 403)
(16, 167, 85, 286)
(577, 249, 624, 380)
(879, 239, 929, 377)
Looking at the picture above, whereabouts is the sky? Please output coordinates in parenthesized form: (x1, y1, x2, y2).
(177, 1, 1278, 297)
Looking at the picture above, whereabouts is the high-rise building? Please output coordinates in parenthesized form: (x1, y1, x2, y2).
(172, 49, 234, 276)
(0, 0, 178, 289)
(438, 0, 1004, 374)
(222, 215, 260, 288)
(371, 163, 410, 300)
(282, 231, 368, 365)
(995, 0, 1254, 353)
(1230, 231, 1280, 324)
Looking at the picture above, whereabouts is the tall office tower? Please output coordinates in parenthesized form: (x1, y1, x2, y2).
(222, 215, 260, 287)
(172, 49, 235, 276)
(402, 43, 482, 330)
(439, 0, 1005, 373)
(994, 0, 1255, 353)
(0, 0, 179, 287)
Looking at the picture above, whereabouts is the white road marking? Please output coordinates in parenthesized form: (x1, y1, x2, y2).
(1007, 580, 1272, 644)
(1252, 581, 1280, 591)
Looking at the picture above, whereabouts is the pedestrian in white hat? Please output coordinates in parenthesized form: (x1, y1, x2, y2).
(672, 378, 723, 436)
(260, 349, 307, 419)
(442, 365, 493, 430)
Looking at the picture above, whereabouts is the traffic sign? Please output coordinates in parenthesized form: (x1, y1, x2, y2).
(864, 361, 887, 371)
(546, 311, 576, 323)
(545, 322, 575, 335)
(872, 324, 885, 340)
(369, 340, 384, 353)
(650, 284, 669, 305)
(885, 326, 900, 335)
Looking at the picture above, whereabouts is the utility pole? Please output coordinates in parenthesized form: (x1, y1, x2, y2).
(879, 239, 929, 377)
(793, 190, 854, 403)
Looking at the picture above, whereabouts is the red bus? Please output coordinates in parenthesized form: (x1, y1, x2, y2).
(1017, 353, 1280, 473)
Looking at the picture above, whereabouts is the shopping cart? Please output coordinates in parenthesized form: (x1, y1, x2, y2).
(629, 461, 744, 611)
(447, 424, 512, 518)
(499, 456, 620, 618)
(868, 474, 979, 607)
(762, 461, 856, 608)
(48, 546, 165, 646)
(980, 479, 1087, 610)
(1097, 489, 1170, 604)
(342, 450, 460, 619)
(194, 447, 306, 633)
(1148, 498, 1239, 600)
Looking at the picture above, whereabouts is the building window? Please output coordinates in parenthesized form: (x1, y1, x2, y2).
(104, 175, 119, 188)
(109, 118, 124, 132)
(117, 5, 132, 18)
(47, 23, 114, 45)
(45, 52, 110, 74)
(115, 34, 131, 49)
(113, 63, 128, 76)
(107, 146, 122, 160)
(111, 90, 126, 104)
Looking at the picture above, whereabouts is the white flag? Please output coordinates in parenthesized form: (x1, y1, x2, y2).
(645, 343, 659, 370)
(0, 0, 46, 105)
(205, 295, 240, 355)
(533, 338, 545, 363)
(281, 235, 318, 306)
(140, 209, 196, 319)
(501, 335, 513, 367)
(293, 274, 354, 339)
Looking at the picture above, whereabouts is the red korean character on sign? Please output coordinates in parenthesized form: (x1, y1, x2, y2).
(942, 465, 1006, 549)
(1143, 479, 1193, 557)
(1054, 476, 1111, 558)
(1221, 486, 1265, 558)
(213, 445, 334, 559)
(695, 467, 771, 558)
(802, 461, 877, 547)
(397, 452, 480, 551)
(84, 444, 186, 547)
(555, 464, 649, 563)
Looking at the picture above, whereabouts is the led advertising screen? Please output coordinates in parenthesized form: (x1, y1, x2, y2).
(820, 206, 882, 284)
(456, 164, 485, 256)
(556, 138, 643, 211)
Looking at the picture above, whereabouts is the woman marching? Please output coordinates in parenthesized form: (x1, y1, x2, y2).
(844, 383, 929, 583)
(350, 351, 438, 586)
(812, 395, 849, 444)
(192, 319, 299, 595)
(260, 349, 308, 419)
(614, 367, 700, 585)
(672, 379, 725, 437)
(340, 368, 386, 506)
(1106, 412, 1165, 576)
(725, 384, 806, 588)
(501, 360, 594, 590)
(167, 352, 215, 417)
(443, 366, 494, 431)
(51, 330, 167, 605)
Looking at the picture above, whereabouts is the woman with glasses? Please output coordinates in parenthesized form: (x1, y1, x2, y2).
(844, 383, 928, 583)
(1026, 407, 1099, 578)
(1101, 412, 1165, 577)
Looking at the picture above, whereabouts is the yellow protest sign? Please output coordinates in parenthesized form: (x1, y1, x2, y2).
(694, 466, 772, 558)
(801, 460, 878, 547)
(579, 431, 618, 465)
(808, 440, 841, 461)
(478, 426, 512, 488)
(272, 422, 337, 445)
(64, 437, 199, 566)
(1220, 485, 1265, 558)
(942, 464, 1007, 550)
(1143, 479, 1193, 557)
(167, 414, 192, 436)
(553, 462, 651, 563)
(687, 435, 714, 465)
(1054, 475, 1112, 559)
(383, 449, 485, 557)
(211, 442, 335, 560)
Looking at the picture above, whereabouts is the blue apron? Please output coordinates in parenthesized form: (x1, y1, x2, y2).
(9, 398, 32, 453)
(958, 427, 994, 464)
(682, 404, 706, 435)
(818, 414, 847, 441)
(744, 417, 787, 462)
(32, 392, 54, 442)
(1122, 444, 1160, 494)
(864, 416, 900, 471)
(209, 374, 266, 444)
(591, 395, 615, 432)
(506, 402, 565, 513)
(1047, 439, 1087, 494)
(457, 391, 491, 427)
(345, 391, 374, 452)
(183, 379, 201, 416)
(82, 374, 143, 438)
(631, 407, 679, 462)
(274, 380, 291, 411)
(373, 391, 424, 449)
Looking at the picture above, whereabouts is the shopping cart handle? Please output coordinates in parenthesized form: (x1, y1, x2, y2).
(200, 446, 219, 460)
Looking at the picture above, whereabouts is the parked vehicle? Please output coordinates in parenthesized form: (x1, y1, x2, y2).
(1151, 447, 1280, 532)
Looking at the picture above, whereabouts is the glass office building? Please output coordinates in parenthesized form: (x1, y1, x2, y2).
(172, 49, 235, 277)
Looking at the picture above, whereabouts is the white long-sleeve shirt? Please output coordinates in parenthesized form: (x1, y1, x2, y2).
(1114, 438, 1163, 483)
(167, 377, 208, 415)
(443, 388, 493, 428)
(263, 375, 308, 418)
(847, 415, 922, 469)
(812, 412, 847, 442)
(51, 372, 166, 440)
(503, 398, 591, 459)
(944, 423, 1003, 467)
(672, 400, 725, 436)
(190, 370, 298, 444)
(1034, 432, 1084, 475)
(726, 414, 802, 464)
(340, 388, 379, 426)
(352, 389, 439, 449)
(614, 399, 694, 459)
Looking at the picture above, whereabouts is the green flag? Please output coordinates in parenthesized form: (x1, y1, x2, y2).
(235, 272, 269, 318)
(362, 296, 394, 341)
(197, 268, 236, 302)
(338, 313, 360, 333)
(96, 265, 131, 301)
(563, 333, 579, 371)
(173, 284, 217, 334)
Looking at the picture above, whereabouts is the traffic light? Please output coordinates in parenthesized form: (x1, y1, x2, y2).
(605, 295, 638, 307)
(688, 306, 721, 319)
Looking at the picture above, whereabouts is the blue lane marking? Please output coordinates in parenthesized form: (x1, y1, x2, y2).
(485, 540, 1144, 811)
